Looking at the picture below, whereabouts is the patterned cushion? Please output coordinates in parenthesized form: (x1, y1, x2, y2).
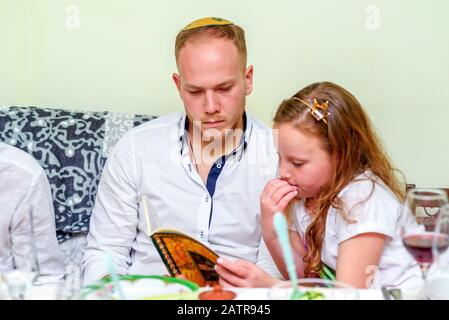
(0, 106, 155, 242)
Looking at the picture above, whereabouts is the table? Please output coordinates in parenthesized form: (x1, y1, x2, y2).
(209, 287, 384, 300)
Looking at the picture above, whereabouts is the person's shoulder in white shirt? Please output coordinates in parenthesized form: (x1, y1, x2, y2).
(334, 171, 402, 241)
(0, 142, 65, 284)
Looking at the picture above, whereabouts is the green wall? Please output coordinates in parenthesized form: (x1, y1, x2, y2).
(1, 0, 448, 186)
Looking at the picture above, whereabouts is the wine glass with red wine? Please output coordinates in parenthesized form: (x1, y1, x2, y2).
(401, 188, 448, 283)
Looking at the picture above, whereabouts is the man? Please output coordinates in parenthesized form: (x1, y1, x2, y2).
(82, 17, 280, 285)
(0, 142, 65, 284)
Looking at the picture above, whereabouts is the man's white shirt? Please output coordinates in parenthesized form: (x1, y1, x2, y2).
(82, 112, 281, 285)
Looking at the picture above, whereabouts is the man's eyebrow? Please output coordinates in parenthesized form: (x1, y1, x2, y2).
(214, 80, 234, 88)
(184, 80, 235, 90)
(184, 84, 202, 90)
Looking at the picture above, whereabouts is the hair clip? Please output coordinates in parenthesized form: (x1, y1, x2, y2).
(292, 97, 330, 124)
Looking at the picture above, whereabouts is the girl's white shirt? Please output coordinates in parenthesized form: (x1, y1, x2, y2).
(291, 171, 422, 290)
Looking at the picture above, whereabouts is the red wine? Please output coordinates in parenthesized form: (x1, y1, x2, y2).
(402, 233, 449, 264)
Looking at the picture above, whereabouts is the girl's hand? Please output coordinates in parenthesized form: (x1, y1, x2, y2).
(260, 179, 297, 240)
(215, 258, 281, 288)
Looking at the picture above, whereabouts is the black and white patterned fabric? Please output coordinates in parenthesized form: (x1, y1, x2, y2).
(0, 106, 155, 242)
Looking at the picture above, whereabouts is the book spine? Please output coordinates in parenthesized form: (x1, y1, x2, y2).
(152, 236, 180, 276)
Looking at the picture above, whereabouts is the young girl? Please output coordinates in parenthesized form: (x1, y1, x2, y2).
(215, 81, 421, 290)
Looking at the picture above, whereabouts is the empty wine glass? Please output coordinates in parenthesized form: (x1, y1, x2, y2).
(2, 215, 41, 300)
(2, 269, 36, 300)
(426, 204, 449, 299)
(268, 278, 359, 300)
(401, 188, 448, 290)
(432, 204, 449, 267)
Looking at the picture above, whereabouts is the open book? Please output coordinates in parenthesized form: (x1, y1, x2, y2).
(150, 228, 219, 287)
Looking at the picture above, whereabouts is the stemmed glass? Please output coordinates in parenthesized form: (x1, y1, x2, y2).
(432, 204, 449, 267)
(426, 204, 449, 299)
(2, 268, 37, 299)
(1, 214, 41, 300)
(268, 278, 359, 300)
(401, 188, 448, 288)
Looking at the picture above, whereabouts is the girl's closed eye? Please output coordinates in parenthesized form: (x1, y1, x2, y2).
(292, 161, 304, 167)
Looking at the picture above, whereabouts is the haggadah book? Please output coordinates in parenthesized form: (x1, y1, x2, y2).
(151, 228, 219, 287)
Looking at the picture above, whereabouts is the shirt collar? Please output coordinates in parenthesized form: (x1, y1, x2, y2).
(178, 112, 252, 158)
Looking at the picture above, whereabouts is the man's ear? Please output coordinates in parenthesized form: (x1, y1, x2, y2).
(172, 73, 182, 94)
(245, 65, 254, 96)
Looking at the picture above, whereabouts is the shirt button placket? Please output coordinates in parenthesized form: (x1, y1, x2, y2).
(199, 195, 211, 241)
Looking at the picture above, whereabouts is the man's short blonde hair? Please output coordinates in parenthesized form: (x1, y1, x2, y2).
(175, 23, 247, 68)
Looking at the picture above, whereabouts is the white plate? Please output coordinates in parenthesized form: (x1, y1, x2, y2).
(81, 278, 197, 300)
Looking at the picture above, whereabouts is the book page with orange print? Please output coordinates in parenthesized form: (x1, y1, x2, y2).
(151, 231, 219, 287)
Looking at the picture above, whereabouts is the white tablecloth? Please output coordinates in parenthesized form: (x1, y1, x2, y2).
(201, 287, 385, 300)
